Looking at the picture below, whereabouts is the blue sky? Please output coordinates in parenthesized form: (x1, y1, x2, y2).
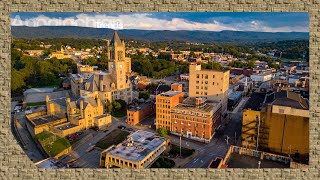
(11, 12, 309, 32)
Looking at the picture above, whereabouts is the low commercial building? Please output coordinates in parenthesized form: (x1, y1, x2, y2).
(171, 97, 222, 143)
(49, 52, 72, 59)
(156, 90, 184, 131)
(217, 146, 308, 168)
(227, 91, 242, 111)
(26, 111, 67, 137)
(170, 83, 183, 92)
(100, 130, 170, 168)
(127, 102, 155, 125)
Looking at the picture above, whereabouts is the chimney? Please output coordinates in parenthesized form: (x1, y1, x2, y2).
(79, 77, 83, 84)
(45, 95, 50, 103)
(96, 97, 101, 107)
(80, 99, 84, 118)
(100, 80, 104, 91)
(66, 98, 70, 104)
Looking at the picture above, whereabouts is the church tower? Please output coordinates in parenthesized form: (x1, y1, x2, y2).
(107, 31, 128, 90)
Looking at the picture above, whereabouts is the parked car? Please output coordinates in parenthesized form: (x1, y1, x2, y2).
(117, 125, 126, 130)
(90, 126, 99, 131)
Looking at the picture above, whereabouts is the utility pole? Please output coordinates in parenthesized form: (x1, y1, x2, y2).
(179, 131, 182, 157)
(235, 132, 237, 145)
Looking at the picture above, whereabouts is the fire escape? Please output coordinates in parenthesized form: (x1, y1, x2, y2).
(241, 116, 269, 150)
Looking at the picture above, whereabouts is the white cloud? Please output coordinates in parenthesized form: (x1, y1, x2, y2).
(10, 13, 309, 32)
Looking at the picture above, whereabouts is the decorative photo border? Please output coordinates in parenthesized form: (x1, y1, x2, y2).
(0, 1, 319, 179)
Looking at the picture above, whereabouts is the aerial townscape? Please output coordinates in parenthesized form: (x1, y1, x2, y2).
(11, 27, 309, 169)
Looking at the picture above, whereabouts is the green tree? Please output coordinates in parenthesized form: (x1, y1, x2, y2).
(112, 101, 122, 111)
(139, 91, 150, 100)
(189, 51, 196, 58)
(157, 127, 168, 138)
(106, 100, 113, 113)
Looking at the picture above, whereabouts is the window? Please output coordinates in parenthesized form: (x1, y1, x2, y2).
(213, 75, 215, 78)
(205, 74, 208, 79)
(212, 82, 215, 85)
(204, 86, 208, 90)
(204, 92, 207, 95)
(196, 91, 199, 95)
(196, 81, 199, 84)
(205, 81, 208, 85)
(196, 86, 199, 89)
(196, 74, 200, 78)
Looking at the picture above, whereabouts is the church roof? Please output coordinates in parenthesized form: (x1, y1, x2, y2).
(110, 31, 122, 46)
(81, 72, 113, 92)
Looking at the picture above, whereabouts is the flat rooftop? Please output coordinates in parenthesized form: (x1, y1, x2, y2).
(106, 130, 167, 162)
(226, 152, 290, 168)
(56, 123, 78, 131)
(159, 90, 182, 97)
(94, 114, 110, 119)
(128, 102, 153, 112)
(35, 158, 66, 168)
(31, 115, 62, 126)
(173, 97, 221, 113)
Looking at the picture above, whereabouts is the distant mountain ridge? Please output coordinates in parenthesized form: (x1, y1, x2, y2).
(11, 26, 309, 43)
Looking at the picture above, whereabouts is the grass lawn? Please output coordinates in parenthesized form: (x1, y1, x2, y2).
(27, 101, 46, 107)
(95, 129, 130, 149)
(35, 131, 71, 157)
(69, 138, 80, 145)
(169, 144, 195, 158)
(150, 157, 175, 168)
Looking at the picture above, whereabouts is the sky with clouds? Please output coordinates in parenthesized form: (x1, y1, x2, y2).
(11, 12, 309, 32)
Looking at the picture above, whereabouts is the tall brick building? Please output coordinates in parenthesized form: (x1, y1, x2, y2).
(188, 63, 230, 115)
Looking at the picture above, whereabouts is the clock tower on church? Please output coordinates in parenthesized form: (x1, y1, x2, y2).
(107, 31, 129, 90)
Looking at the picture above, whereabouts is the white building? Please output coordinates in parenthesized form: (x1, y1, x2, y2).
(250, 73, 273, 82)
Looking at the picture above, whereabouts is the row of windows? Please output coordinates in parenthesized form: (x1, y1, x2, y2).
(196, 81, 221, 86)
(157, 115, 171, 120)
(173, 121, 207, 128)
(174, 127, 206, 138)
(196, 86, 208, 90)
(157, 99, 170, 104)
(108, 157, 137, 168)
(157, 109, 170, 114)
(157, 104, 171, 109)
(173, 115, 210, 122)
(196, 74, 215, 79)
(157, 120, 170, 125)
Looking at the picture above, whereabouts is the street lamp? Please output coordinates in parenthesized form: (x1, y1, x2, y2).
(179, 129, 183, 157)
(225, 135, 230, 145)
